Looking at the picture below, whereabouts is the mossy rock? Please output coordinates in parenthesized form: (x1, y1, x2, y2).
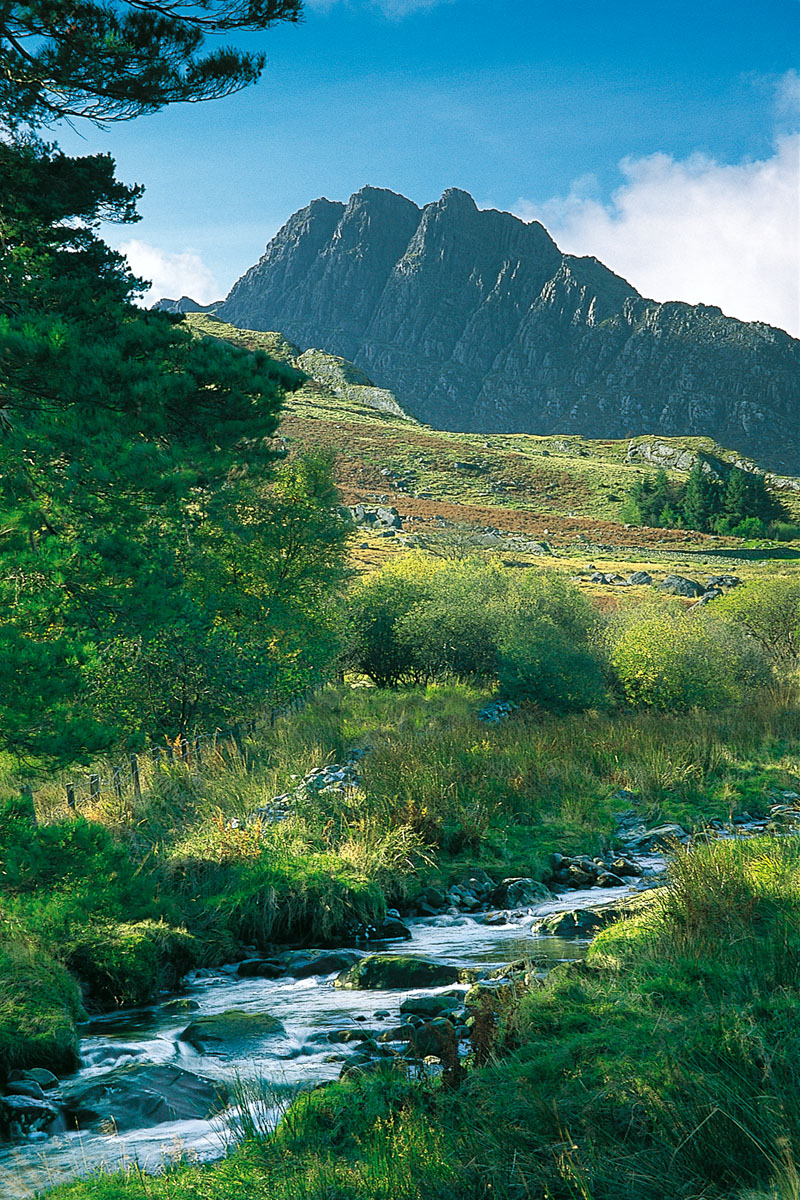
(179, 1009, 285, 1053)
(334, 955, 463, 990)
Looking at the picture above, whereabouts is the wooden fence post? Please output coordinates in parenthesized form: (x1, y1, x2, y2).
(165, 743, 175, 764)
(180, 735, 189, 764)
(89, 774, 100, 800)
(131, 753, 141, 797)
(66, 784, 76, 810)
(112, 767, 123, 799)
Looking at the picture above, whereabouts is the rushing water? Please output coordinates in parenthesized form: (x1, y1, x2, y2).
(0, 872, 659, 1199)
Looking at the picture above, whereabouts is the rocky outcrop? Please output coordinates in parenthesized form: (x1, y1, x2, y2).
(218, 186, 800, 473)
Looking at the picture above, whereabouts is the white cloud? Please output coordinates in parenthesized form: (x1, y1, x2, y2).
(307, 0, 452, 17)
(514, 132, 800, 338)
(118, 239, 221, 306)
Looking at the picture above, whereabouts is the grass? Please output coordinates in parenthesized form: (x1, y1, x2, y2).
(38, 837, 800, 1200)
(3, 679, 800, 1089)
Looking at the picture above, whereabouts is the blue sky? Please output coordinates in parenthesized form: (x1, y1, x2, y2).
(58, 0, 800, 333)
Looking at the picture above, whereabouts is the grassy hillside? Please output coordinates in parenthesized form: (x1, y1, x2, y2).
(185, 315, 800, 583)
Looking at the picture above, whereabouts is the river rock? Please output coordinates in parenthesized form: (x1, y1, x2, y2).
(293, 951, 363, 978)
(61, 1064, 225, 1132)
(533, 893, 656, 938)
(372, 917, 412, 941)
(5, 1080, 45, 1101)
(627, 571, 652, 585)
(179, 1009, 285, 1053)
(237, 958, 285, 979)
(410, 1018, 459, 1059)
(334, 954, 463, 990)
(0, 1093, 60, 1135)
(21, 1068, 59, 1091)
(400, 993, 463, 1019)
(621, 823, 689, 851)
(493, 878, 551, 907)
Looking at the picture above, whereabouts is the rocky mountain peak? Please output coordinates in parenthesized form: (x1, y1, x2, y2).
(217, 186, 800, 472)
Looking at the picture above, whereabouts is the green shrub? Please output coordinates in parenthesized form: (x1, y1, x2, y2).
(65, 919, 200, 1010)
(715, 577, 800, 664)
(0, 936, 83, 1085)
(497, 624, 607, 712)
(608, 606, 771, 710)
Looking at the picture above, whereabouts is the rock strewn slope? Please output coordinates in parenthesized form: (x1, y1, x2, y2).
(218, 186, 800, 473)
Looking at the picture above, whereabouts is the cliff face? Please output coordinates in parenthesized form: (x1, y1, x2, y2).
(218, 186, 800, 473)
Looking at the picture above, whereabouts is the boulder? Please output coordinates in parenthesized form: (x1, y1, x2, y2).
(62, 1064, 225, 1132)
(627, 570, 653, 585)
(22, 1068, 59, 1091)
(658, 574, 705, 598)
(5, 1080, 45, 1100)
(400, 993, 463, 1019)
(334, 954, 463, 990)
(0, 1093, 60, 1135)
(237, 958, 285, 979)
(372, 918, 412, 941)
(179, 1009, 285, 1053)
(621, 823, 688, 851)
(410, 1018, 459, 1059)
(493, 878, 551, 908)
(293, 951, 363, 978)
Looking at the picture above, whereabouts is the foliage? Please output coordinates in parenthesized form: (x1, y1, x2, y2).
(715, 577, 800, 665)
(0, 141, 349, 761)
(0, 937, 83, 1089)
(607, 602, 772, 710)
(348, 557, 602, 713)
(622, 461, 786, 534)
(0, 0, 302, 129)
(497, 625, 606, 712)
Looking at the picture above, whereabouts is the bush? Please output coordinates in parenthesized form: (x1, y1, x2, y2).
(608, 606, 771, 710)
(65, 920, 200, 1010)
(497, 625, 607, 713)
(715, 578, 800, 664)
(0, 936, 84, 1086)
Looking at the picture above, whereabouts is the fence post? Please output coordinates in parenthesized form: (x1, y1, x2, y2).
(152, 745, 161, 765)
(165, 743, 175, 764)
(66, 784, 76, 810)
(194, 736, 203, 766)
(89, 774, 100, 800)
(112, 767, 123, 799)
(180, 735, 189, 765)
(131, 753, 141, 798)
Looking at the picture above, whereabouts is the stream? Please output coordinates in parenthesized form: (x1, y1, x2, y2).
(0, 867, 663, 1199)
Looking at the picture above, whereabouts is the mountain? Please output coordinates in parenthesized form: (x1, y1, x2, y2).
(217, 186, 800, 474)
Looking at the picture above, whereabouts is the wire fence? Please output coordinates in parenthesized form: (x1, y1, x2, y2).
(18, 683, 325, 815)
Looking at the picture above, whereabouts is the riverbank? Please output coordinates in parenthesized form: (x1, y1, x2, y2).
(2, 681, 800, 1091)
(34, 835, 800, 1200)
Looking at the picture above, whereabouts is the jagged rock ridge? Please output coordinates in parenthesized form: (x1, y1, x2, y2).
(217, 186, 800, 474)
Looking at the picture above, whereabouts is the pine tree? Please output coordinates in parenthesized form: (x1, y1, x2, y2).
(0, 0, 302, 129)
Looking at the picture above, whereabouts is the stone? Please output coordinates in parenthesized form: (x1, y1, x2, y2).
(161, 997, 202, 1013)
(372, 918, 412, 941)
(179, 1009, 285, 1053)
(377, 1025, 416, 1043)
(622, 823, 689, 851)
(334, 955, 463, 990)
(493, 878, 551, 908)
(292, 951, 362, 978)
(627, 570, 653, 585)
(658, 575, 705, 598)
(410, 1018, 459, 1059)
(22, 1068, 59, 1090)
(400, 993, 463, 1019)
(61, 1065, 225, 1132)
(237, 959, 285, 979)
(0, 1093, 59, 1134)
(5, 1080, 45, 1100)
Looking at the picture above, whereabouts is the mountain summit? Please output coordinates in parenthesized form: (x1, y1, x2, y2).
(218, 187, 800, 473)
